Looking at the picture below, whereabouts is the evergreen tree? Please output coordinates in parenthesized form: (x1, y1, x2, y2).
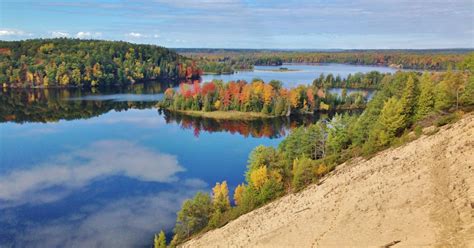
(415, 72, 435, 120)
(460, 76, 474, 106)
(377, 97, 406, 146)
(326, 114, 350, 155)
(435, 80, 451, 111)
(168, 234, 179, 248)
(400, 75, 418, 127)
(154, 230, 167, 248)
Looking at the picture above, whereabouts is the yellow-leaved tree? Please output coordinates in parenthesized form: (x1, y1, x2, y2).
(250, 166, 269, 189)
(233, 183, 245, 206)
(212, 181, 230, 212)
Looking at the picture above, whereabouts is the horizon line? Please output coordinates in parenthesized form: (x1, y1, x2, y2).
(1, 38, 473, 51)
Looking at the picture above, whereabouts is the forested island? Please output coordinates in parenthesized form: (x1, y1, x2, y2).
(154, 55, 474, 247)
(157, 76, 374, 119)
(0, 39, 201, 88)
(177, 48, 473, 74)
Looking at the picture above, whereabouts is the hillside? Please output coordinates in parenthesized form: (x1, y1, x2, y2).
(182, 113, 474, 247)
(0, 38, 200, 87)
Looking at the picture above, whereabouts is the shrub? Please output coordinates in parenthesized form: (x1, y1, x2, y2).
(436, 112, 462, 127)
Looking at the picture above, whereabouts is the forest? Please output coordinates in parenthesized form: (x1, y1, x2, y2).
(312, 71, 385, 89)
(158, 77, 372, 117)
(178, 48, 472, 74)
(154, 54, 474, 247)
(0, 38, 201, 88)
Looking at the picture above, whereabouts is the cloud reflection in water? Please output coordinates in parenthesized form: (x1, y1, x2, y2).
(0, 140, 184, 204)
(0, 139, 207, 247)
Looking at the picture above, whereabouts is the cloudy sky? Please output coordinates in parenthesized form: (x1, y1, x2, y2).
(0, 0, 473, 48)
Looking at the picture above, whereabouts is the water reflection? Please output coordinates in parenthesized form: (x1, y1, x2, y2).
(0, 140, 184, 206)
(0, 87, 158, 123)
(161, 110, 330, 139)
(1, 186, 205, 248)
(1, 85, 363, 140)
(0, 139, 207, 247)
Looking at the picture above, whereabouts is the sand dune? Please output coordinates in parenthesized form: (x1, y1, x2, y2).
(183, 113, 474, 247)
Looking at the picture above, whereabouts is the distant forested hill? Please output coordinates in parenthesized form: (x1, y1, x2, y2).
(0, 38, 201, 87)
(177, 48, 473, 72)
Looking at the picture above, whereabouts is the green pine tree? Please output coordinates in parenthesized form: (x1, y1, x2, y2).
(434, 80, 451, 111)
(378, 97, 405, 145)
(460, 75, 474, 106)
(415, 72, 435, 120)
(168, 234, 179, 248)
(154, 230, 166, 248)
(400, 75, 418, 127)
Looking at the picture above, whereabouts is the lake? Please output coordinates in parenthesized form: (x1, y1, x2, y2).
(201, 63, 400, 87)
(0, 63, 399, 247)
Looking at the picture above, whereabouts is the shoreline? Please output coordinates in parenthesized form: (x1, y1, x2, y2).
(160, 107, 367, 121)
(162, 109, 282, 120)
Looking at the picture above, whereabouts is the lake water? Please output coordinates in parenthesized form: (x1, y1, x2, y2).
(0, 63, 397, 247)
(201, 63, 400, 87)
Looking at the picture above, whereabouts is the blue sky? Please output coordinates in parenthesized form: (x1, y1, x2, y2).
(0, 0, 473, 49)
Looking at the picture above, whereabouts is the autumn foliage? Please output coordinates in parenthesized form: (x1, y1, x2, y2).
(159, 78, 370, 116)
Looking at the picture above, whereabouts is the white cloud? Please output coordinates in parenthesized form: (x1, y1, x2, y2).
(128, 32, 143, 38)
(0, 29, 26, 36)
(76, 31, 102, 39)
(0, 140, 185, 204)
(126, 32, 162, 39)
(76, 31, 91, 38)
(51, 31, 70, 38)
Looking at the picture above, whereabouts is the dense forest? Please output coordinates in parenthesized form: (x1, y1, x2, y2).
(158, 77, 372, 116)
(178, 49, 473, 74)
(154, 54, 474, 247)
(194, 57, 253, 75)
(312, 71, 386, 89)
(0, 39, 201, 88)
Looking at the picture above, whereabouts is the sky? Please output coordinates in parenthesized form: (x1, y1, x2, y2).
(0, 0, 473, 49)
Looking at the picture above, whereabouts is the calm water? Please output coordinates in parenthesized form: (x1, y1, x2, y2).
(201, 63, 400, 87)
(0, 63, 392, 247)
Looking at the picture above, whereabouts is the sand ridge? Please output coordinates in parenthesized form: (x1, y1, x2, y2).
(182, 113, 474, 247)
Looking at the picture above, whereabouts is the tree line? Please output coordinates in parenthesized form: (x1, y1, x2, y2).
(154, 54, 474, 247)
(178, 49, 473, 73)
(158, 78, 371, 116)
(312, 71, 385, 89)
(0, 38, 202, 88)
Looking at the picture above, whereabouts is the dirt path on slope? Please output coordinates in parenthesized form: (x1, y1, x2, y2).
(182, 114, 474, 248)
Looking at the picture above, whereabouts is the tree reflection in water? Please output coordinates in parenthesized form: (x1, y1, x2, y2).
(161, 110, 340, 139)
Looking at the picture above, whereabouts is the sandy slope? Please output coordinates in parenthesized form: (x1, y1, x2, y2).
(183, 113, 474, 248)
